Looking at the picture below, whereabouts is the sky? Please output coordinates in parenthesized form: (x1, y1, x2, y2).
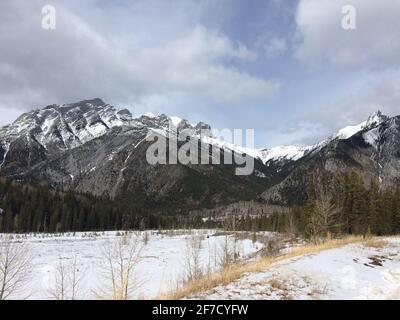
(1, 0, 400, 148)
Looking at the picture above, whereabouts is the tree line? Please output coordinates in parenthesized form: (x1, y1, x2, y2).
(0, 178, 205, 233)
(1, 170, 400, 236)
(229, 171, 400, 239)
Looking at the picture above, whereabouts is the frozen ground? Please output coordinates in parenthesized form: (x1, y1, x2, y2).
(191, 237, 400, 300)
(1, 230, 267, 300)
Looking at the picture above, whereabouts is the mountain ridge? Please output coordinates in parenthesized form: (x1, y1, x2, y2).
(0, 98, 391, 166)
(1, 98, 399, 210)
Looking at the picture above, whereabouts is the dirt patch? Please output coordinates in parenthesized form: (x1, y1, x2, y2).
(364, 254, 396, 268)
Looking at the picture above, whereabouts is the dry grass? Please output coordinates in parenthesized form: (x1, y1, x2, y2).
(363, 239, 389, 249)
(268, 278, 283, 290)
(155, 235, 364, 300)
(308, 284, 329, 299)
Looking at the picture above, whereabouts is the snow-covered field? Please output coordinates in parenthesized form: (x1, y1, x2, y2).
(4, 231, 398, 300)
(1, 230, 265, 300)
(191, 237, 400, 300)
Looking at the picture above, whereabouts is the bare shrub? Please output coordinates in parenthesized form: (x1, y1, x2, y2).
(143, 232, 149, 245)
(183, 235, 203, 282)
(96, 235, 144, 300)
(0, 236, 31, 300)
(261, 237, 283, 258)
(218, 236, 241, 268)
(252, 231, 257, 245)
(48, 256, 84, 300)
(309, 181, 340, 243)
(285, 211, 297, 236)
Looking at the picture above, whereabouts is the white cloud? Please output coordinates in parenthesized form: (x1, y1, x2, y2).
(127, 25, 280, 104)
(289, 0, 400, 146)
(295, 0, 400, 68)
(292, 67, 400, 145)
(0, 0, 279, 117)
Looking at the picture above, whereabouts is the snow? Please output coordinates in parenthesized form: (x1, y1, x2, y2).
(133, 138, 146, 149)
(363, 127, 380, 149)
(170, 116, 183, 127)
(198, 136, 310, 165)
(259, 145, 310, 164)
(0, 142, 10, 167)
(0, 103, 391, 168)
(192, 238, 400, 300)
(0, 102, 134, 153)
(334, 123, 365, 140)
(324, 110, 387, 144)
(254, 170, 267, 178)
(85, 122, 108, 139)
(1, 230, 263, 300)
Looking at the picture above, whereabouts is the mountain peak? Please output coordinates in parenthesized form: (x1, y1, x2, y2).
(365, 110, 389, 128)
(0, 98, 134, 152)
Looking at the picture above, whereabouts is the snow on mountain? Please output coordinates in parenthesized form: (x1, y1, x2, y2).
(0, 99, 391, 168)
(267, 110, 391, 163)
(169, 116, 183, 127)
(327, 111, 388, 142)
(363, 127, 380, 149)
(0, 99, 204, 154)
(0, 99, 133, 151)
(196, 111, 390, 166)
(258, 145, 311, 164)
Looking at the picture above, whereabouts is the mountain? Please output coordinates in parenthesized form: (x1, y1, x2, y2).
(260, 111, 400, 205)
(1, 99, 399, 210)
(0, 99, 268, 209)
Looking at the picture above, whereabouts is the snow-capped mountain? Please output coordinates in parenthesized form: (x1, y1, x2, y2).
(1, 98, 400, 209)
(261, 111, 400, 205)
(0, 99, 266, 208)
(207, 111, 390, 168)
(0, 97, 388, 168)
(314, 110, 389, 148)
(0, 99, 130, 152)
(0, 98, 209, 156)
(253, 111, 390, 167)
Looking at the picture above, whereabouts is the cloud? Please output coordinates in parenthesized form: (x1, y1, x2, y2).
(0, 0, 279, 117)
(283, 0, 400, 146)
(295, 0, 400, 68)
(265, 37, 287, 59)
(289, 67, 400, 145)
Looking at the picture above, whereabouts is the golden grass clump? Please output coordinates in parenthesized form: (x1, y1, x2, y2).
(363, 239, 389, 249)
